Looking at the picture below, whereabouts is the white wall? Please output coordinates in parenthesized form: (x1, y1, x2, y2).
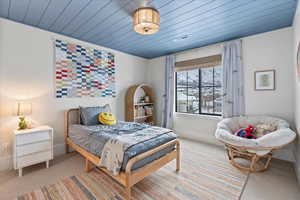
(292, 1, 300, 183)
(146, 56, 165, 126)
(243, 28, 294, 123)
(243, 28, 294, 162)
(147, 27, 295, 161)
(0, 18, 148, 171)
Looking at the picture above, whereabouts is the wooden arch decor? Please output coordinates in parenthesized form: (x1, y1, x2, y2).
(125, 84, 156, 125)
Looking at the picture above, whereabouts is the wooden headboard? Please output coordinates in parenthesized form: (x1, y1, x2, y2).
(64, 108, 80, 140)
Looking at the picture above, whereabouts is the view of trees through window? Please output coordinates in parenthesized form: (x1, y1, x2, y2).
(176, 65, 222, 116)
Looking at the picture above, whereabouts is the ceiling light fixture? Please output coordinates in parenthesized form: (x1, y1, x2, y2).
(133, 7, 160, 35)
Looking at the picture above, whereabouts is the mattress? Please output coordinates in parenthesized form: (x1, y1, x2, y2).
(68, 123, 177, 171)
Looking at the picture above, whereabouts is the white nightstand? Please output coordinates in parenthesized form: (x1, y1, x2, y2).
(13, 126, 53, 177)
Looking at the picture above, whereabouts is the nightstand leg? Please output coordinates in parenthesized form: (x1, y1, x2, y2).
(46, 160, 49, 168)
(18, 168, 22, 177)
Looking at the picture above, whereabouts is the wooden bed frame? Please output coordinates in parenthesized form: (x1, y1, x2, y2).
(64, 108, 180, 200)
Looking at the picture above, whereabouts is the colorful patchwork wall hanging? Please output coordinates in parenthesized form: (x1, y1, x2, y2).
(54, 39, 116, 98)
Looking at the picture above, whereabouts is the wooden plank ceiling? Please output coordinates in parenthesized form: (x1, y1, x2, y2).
(0, 0, 297, 58)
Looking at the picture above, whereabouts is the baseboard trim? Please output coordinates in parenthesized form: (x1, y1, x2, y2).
(0, 143, 66, 172)
(177, 135, 223, 147)
(175, 130, 223, 147)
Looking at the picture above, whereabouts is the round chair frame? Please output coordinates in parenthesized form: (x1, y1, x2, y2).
(225, 144, 272, 172)
(223, 140, 294, 172)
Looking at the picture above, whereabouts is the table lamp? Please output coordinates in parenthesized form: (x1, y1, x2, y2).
(17, 102, 32, 130)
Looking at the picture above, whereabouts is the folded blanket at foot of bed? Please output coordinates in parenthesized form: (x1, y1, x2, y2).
(99, 126, 174, 175)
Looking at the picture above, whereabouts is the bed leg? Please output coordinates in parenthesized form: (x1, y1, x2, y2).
(125, 174, 132, 200)
(85, 159, 93, 172)
(125, 185, 131, 200)
(176, 141, 181, 172)
(65, 144, 70, 154)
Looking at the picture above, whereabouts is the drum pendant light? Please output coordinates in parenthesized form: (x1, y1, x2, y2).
(133, 7, 160, 35)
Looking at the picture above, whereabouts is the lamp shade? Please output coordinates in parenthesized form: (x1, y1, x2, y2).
(133, 7, 160, 35)
(17, 102, 32, 116)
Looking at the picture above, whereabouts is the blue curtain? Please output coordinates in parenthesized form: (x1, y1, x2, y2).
(222, 40, 245, 118)
(162, 55, 175, 128)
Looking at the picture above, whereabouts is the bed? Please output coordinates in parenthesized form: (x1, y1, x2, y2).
(64, 108, 180, 200)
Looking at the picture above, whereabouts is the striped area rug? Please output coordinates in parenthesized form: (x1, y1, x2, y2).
(17, 147, 249, 200)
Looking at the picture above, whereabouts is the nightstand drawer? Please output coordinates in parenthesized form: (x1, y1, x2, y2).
(16, 140, 51, 157)
(17, 150, 52, 168)
(16, 131, 50, 145)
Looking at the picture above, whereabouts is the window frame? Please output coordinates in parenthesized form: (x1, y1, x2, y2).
(175, 66, 222, 116)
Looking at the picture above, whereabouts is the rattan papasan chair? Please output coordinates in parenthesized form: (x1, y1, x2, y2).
(215, 116, 296, 172)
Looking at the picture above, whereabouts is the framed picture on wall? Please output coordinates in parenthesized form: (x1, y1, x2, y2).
(254, 70, 275, 91)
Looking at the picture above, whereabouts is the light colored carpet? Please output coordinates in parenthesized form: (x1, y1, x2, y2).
(16, 145, 249, 200)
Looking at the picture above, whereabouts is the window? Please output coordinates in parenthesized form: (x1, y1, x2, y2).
(175, 59, 222, 116)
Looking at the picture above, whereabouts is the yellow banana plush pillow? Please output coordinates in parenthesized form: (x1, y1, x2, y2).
(99, 112, 116, 125)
